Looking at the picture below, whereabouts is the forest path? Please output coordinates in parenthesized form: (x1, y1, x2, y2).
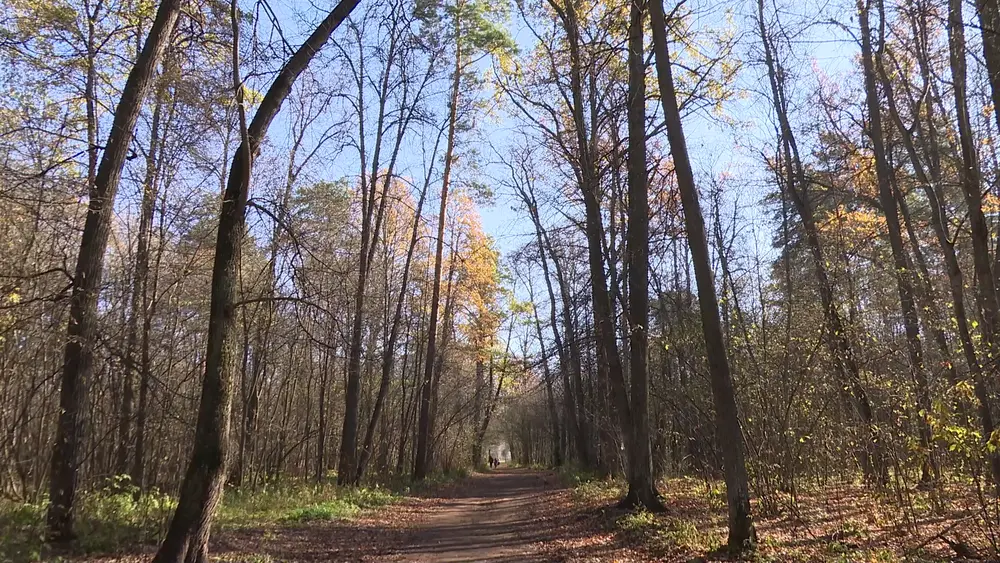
(216, 468, 643, 562)
(384, 468, 567, 562)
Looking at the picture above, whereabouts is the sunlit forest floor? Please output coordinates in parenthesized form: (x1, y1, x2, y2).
(571, 473, 991, 562)
(1, 468, 993, 562)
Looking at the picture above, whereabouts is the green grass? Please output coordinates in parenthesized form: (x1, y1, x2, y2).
(283, 499, 360, 522)
(617, 509, 658, 533)
(219, 480, 399, 527)
(377, 467, 470, 496)
(277, 486, 400, 523)
(0, 475, 405, 561)
(570, 476, 625, 503)
(0, 483, 176, 561)
(614, 510, 722, 554)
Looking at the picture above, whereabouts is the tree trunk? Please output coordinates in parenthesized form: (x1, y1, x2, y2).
(511, 160, 585, 465)
(315, 349, 330, 482)
(622, 0, 661, 510)
(414, 30, 461, 481)
(858, 0, 936, 482)
(975, 0, 1000, 229)
(650, 0, 756, 550)
(152, 1, 359, 560)
(529, 278, 563, 467)
(948, 0, 1000, 490)
(355, 150, 432, 483)
(551, 0, 632, 480)
(47, 0, 182, 541)
(338, 25, 399, 485)
(116, 83, 166, 478)
(895, 189, 959, 387)
(472, 356, 486, 469)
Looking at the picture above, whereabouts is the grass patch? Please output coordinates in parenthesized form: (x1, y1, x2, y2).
(0, 482, 176, 561)
(561, 475, 969, 562)
(0, 476, 403, 561)
(555, 464, 602, 486)
(378, 467, 470, 497)
(0, 501, 46, 562)
(617, 509, 658, 533)
(219, 480, 399, 527)
(279, 485, 399, 523)
(283, 499, 359, 522)
(656, 518, 721, 553)
(615, 509, 721, 554)
(557, 464, 630, 506)
(571, 477, 625, 504)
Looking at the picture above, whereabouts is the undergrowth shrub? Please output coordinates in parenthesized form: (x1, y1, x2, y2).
(220, 480, 399, 526)
(571, 477, 624, 503)
(0, 477, 175, 561)
(615, 510, 721, 554)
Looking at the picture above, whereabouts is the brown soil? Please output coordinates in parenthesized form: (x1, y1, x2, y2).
(214, 468, 640, 562)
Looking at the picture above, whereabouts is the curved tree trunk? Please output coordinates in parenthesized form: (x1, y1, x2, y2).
(152, 1, 359, 560)
(47, 0, 183, 541)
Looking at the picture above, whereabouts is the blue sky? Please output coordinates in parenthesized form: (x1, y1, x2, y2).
(252, 0, 868, 301)
(469, 0, 864, 293)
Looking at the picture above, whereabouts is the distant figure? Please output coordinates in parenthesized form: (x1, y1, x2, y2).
(488, 453, 495, 469)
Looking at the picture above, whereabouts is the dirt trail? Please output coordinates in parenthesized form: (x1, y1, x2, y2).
(214, 468, 639, 562)
(385, 469, 568, 562)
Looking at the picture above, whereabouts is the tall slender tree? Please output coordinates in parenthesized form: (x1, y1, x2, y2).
(47, 0, 183, 542)
(152, 0, 360, 559)
(623, 0, 661, 510)
(857, 0, 935, 482)
(649, 0, 756, 550)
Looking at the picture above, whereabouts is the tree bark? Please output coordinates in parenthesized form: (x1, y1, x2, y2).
(650, 0, 756, 550)
(622, 0, 661, 510)
(947, 0, 1000, 490)
(116, 81, 166, 478)
(414, 25, 461, 481)
(858, 0, 936, 482)
(530, 290, 563, 466)
(511, 158, 586, 465)
(975, 0, 1000, 223)
(152, 1, 359, 560)
(355, 148, 432, 483)
(47, 0, 182, 542)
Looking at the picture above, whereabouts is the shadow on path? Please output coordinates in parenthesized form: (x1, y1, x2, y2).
(215, 468, 638, 562)
(387, 469, 567, 562)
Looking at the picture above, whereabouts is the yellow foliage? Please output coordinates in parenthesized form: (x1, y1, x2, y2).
(984, 194, 1000, 215)
(820, 205, 884, 250)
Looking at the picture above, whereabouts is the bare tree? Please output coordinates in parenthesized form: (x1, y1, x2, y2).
(47, 0, 183, 542)
(649, 0, 756, 550)
(152, 0, 360, 559)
